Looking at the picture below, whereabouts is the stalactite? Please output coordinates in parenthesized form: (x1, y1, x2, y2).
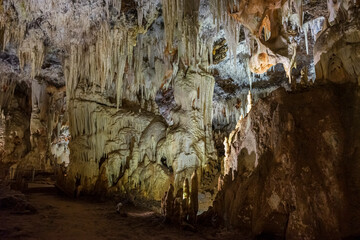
(63, 23, 134, 107)
(226, 16, 241, 65)
(246, 90, 252, 114)
(303, 23, 309, 55)
(246, 58, 253, 89)
(161, 0, 208, 67)
(223, 137, 230, 173)
(302, 17, 325, 53)
(18, 40, 45, 79)
(0, 79, 16, 111)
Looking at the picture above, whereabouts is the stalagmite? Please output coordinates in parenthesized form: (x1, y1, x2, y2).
(182, 178, 190, 221)
(164, 184, 174, 222)
(173, 188, 183, 224)
(189, 170, 198, 224)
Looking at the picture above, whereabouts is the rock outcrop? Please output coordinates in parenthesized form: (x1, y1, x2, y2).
(213, 84, 360, 239)
(314, 3, 360, 84)
(162, 170, 199, 226)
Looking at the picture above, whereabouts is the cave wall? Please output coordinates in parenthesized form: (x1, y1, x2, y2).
(214, 84, 360, 239)
(0, 79, 31, 176)
(314, 17, 360, 84)
(0, 46, 67, 178)
(211, 2, 360, 236)
(63, 67, 217, 200)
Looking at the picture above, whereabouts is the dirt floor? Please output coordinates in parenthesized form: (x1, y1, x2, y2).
(0, 183, 245, 240)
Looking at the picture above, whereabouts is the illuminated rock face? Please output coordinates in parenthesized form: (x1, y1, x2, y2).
(63, 68, 217, 200)
(0, 0, 219, 200)
(211, 0, 296, 79)
(213, 85, 360, 239)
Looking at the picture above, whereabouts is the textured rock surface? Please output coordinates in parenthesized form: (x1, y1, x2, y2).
(0, 0, 219, 202)
(0, 48, 66, 177)
(213, 84, 360, 239)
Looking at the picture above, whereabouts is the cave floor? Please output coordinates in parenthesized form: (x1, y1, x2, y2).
(0, 183, 245, 240)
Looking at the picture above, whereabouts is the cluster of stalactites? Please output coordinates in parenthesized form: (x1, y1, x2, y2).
(0, 0, 117, 80)
(59, 1, 168, 111)
(212, 89, 258, 127)
(162, 0, 211, 68)
(195, 74, 215, 128)
(302, 17, 325, 55)
(210, 0, 243, 23)
(18, 38, 45, 79)
(136, 0, 162, 28)
(105, 0, 122, 15)
(0, 1, 27, 56)
(211, 0, 243, 65)
(64, 22, 170, 113)
(0, 18, 25, 53)
(210, 0, 311, 77)
(282, 0, 319, 57)
(64, 24, 130, 109)
(68, 101, 151, 164)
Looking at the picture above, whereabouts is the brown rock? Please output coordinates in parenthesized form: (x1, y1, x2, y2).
(213, 85, 360, 239)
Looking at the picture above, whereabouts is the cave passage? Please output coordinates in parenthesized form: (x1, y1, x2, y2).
(0, 182, 245, 240)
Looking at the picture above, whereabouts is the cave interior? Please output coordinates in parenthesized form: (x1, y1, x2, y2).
(0, 0, 360, 239)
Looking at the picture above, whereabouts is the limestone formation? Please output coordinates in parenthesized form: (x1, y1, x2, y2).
(161, 171, 199, 226)
(314, 4, 360, 84)
(189, 170, 199, 225)
(212, 85, 360, 239)
(164, 184, 174, 222)
(182, 178, 190, 222)
(173, 188, 183, 224)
